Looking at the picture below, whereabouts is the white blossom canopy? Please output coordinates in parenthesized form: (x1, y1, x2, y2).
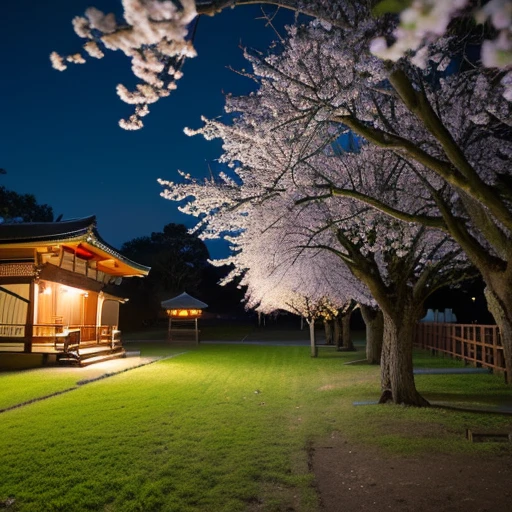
(53, 0, 512, 129)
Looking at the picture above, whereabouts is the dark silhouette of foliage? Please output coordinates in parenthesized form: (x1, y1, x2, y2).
(0, 185, 54, 222)
(119, 223, 210, 328)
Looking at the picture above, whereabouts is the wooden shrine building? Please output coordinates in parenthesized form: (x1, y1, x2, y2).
(0, 216, 150, 368)
(161, 292, 208, 344)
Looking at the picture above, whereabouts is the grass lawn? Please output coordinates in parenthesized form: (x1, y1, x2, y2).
(0, 368, 80, 411)
(0, 344, 511, 512)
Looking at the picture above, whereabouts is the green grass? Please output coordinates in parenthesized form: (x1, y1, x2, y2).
(0, 368, 79, 411)
(0, 345, 511, 511)
(0, 348, 185, 411)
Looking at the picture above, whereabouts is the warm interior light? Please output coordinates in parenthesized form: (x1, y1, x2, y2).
(38, 282, 52, 295)
(60, 284, 87, 296)
(167, 309, 202, 318)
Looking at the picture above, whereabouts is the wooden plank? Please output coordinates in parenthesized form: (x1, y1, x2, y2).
(38, 264, 103, 292)
(466, 429, 511, 443)
(0, 343, 25, 352)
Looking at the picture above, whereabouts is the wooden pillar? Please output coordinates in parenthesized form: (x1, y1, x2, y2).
(195, 317, 198, 344)
(24, 281, 35, 353)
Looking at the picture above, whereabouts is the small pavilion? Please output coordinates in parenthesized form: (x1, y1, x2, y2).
(161, 292, 208, 344)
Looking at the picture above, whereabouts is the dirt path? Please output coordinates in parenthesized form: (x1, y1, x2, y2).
(311, 432, 512, 512)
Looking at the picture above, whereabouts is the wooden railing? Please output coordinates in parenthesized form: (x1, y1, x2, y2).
(33, 324, 66, 337)
(69, 325, 97, 342)
(32, 324, 119, 351)
(0, 324, 25, 337)
(0, 323, 121, 354)
(415, 323, 506, 379)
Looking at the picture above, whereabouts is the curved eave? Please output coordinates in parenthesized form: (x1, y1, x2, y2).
(82, 235, 150, 277)
(0, 216, 150, 277)
(0, 216, 96, 243)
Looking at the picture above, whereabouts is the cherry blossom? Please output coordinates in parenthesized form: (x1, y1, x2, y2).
(52, 0, 197, 129)
(370, 0, 512, 99)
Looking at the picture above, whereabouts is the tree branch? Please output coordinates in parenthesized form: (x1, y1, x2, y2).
(319, 184, 448, 230)
(389, 68, 512, 232)
(195, 0, 349, 27)
(331, 114, 473, 191)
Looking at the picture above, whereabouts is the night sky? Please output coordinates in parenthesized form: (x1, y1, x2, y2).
(1, 1, 293, 258)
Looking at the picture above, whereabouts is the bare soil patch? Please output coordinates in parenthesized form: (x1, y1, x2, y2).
(312, 432, 512, 512)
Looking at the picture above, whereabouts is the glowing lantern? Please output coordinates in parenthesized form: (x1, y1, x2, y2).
(167, 309, 202, 318)
(161, 293, 208, 344)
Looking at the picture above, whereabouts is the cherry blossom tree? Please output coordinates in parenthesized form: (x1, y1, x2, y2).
(159, 168, 375, 356)
(51, 0, 363, 129)
(159, 63, 472, 405)
(207, 15, 512, 383)
(160, 138, 470, 405)
(240, 206, 375, 357)
(370, 0, 512, 99)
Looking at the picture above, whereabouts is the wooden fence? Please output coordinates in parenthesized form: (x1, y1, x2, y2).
(415, 323, 507, 380)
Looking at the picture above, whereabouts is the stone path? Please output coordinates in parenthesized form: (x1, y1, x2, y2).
(0, 353, 186, 414)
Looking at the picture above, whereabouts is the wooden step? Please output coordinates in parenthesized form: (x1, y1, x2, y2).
(79, 349, 126, 367)
(57, 346, 125, 367)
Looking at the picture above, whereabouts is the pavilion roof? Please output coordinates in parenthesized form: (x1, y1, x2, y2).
(0, 216, 150, 277)
(161, 292, 208, 310)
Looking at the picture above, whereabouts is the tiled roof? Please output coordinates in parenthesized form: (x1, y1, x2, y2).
(0, 216, 150, 275)
(0, 216, 96, 242)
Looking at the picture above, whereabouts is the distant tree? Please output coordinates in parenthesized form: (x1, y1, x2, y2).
(0, 185, 54, 222)
(119, 223, 210, 327)
(200, 263, 247, 315)
(121, 223, 210, 296)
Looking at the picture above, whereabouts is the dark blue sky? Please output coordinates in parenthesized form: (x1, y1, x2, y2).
(1, 1, 293, 258)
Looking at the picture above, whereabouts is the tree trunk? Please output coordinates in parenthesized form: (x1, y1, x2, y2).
(336, 306, 356, 351)
(379, 332, 392, 403)
(381, 310, 429, 406)
(484, 285, 512, 383)
(341, 312, 355, 351)
(333, 316, 341, 347)
(361, 305, 384, 364)
(309, 320, 317, 358)
(324, 319, 333, 345)
(334, 313, 343, 350)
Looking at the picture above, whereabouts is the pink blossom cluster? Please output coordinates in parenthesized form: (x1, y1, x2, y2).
(370, 0, 512, 100)
(52, 0, 196, 129)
